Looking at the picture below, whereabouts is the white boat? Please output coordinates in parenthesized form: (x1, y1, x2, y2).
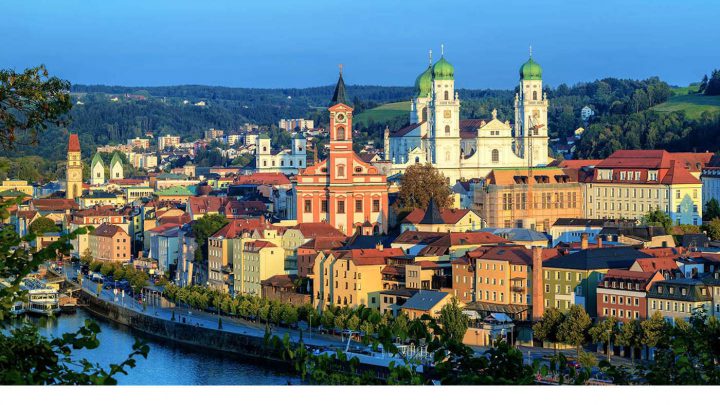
(27, 288, 60, 315)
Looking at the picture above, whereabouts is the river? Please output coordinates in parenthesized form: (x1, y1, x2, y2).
(17, 310, 300, 385)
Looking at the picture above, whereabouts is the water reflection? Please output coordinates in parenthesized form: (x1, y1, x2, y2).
(14, 310, 299, 385)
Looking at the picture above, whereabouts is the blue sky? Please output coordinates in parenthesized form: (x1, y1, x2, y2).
(2, 0, 718, 89)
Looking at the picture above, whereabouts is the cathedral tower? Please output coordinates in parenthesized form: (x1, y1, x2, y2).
(66, 133, 83, 200)
(431, 46, 461, 171)
(515, 50, 550, 165)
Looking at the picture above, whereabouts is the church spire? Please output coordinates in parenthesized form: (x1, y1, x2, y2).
(330, 65, 351, 107)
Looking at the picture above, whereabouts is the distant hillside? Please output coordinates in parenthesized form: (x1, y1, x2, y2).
(355, 101, 411, 127)
(651, 93, 720, 119)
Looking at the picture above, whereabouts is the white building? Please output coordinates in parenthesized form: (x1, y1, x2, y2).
(581, 106, 594, 122)
(255, 133, 307, 175)
(158, 135, 181, 150)
(279, 118, 314, 132)
(385, 49, 551, 184)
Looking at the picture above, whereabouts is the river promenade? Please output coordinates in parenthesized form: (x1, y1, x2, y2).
(60, 265, 353, 359)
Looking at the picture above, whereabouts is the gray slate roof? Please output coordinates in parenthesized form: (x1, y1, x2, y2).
(543, 246, 651, 270)
(400, 290, 448, 311)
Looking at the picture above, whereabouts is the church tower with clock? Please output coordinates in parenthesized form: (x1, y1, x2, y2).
(66, 133, 83, 200)
(294, 69, 389, 236)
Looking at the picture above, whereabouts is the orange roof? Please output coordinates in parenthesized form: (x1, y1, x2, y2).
(293, 222, 345, 238)
(486, 167, 578, 186)
(403, 208, 474, 225)
(244, 240, 277, 251)
(91, 223, 127, 238)
(188, 196, 226, 215)
(68, 133, 81, 152)
(639, 247, 685, 257)
(333, 247, 404, 266)
(32, 198, 79, 211)
(233, 173, 291, 186)
(470, 245, 560, 265)
(633, 257, 679, 273)
(298, 236, 347, 251)
(211, 217, 265, 239)
(554, 159, 602, 169)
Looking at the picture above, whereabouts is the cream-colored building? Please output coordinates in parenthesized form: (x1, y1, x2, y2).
(158, 135, 181, 150)
(239, 240, 286, 297)
(0, 180, 34, 196)
(583, 150, 704, 225)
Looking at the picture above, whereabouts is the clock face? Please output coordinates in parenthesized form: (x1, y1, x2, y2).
(336, 113, 346, 123)
(444, 110, 451, 119)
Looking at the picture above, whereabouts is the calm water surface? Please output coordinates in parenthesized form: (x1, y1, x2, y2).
(17, 310, 299, 385)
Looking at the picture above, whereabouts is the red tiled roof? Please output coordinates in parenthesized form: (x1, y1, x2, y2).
(233, 173, 291, 186)
(470, 246, 560, 265)
(333, 248, 404, 266)
(298, 236, 347, 251)
(662, 161, 701, 185)
(92, 223, 126, 238)
(459, 119, 485, 139)
(553, 159, 603, 169)
(68, 133, 81, 152)
(591, 150, 702, 185)
(32, 198, 79, 211)
(261, 274, 297, 288)
(633, 257, 679, 273)
(109, 178, 147, 185)
(639, 247, 686, 257)
(244, 240, 277, 250)
(16, 210, 38, 220)
(211, 217, 266, 239)
(223, 200, 266, 217)
(604, 268, 658, 282)
(293, 222, 345, 239)
(393, 231, 446, 244)
(403, 207, 473, 225)
(188, 196, 226, 215)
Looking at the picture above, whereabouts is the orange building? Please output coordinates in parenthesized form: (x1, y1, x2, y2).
(474, 167, 583, 232)
(89, 223, 131, 262)
(295, 71, 388, 236)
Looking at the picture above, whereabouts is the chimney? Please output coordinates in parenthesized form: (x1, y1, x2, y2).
(580, 233, 589, 250)
(597, 237, 603, 249)
(376, 242, 383, 251)
(531, 246, 544, 321)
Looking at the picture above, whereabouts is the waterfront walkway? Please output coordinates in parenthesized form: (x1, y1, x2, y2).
(61, 265, 352, 351)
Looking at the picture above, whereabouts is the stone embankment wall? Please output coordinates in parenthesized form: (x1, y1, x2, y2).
(79, 291, 292, 368)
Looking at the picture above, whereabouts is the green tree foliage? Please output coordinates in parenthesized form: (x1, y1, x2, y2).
(0, 198, 148, 384)
(616, 319, 643, 364)
(28, 217, 59, 235)
(589, 317, 619, 362)
(438, 297, 468, 345)
(191, 214, 228, 263)
(532, 307, 564, 354)
(704, 218, 720, 241)
(705, 197, 720, 220)
(642, 209, 673, 234)
(0, 65, 72, 149)
(557, 305, 592, 356)
(703, 69, 720, 96)
(397, 163, 452, 211)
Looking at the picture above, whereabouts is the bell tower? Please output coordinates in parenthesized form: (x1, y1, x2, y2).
(516, 47, 549, 165)
(66, 133, 83, 200)
(328, 66, 354, 184)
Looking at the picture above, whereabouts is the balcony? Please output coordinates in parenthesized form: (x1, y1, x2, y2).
(511, 286, 525, 293)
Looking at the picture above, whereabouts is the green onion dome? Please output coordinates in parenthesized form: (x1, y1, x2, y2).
(519, 57, 542, 80)
(414, 66, 433, 98)
(432, 56, 454, 81)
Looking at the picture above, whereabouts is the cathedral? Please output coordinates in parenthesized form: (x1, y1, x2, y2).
(384, 49, 551, 184)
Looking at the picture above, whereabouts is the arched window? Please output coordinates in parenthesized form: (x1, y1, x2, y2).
(337, 164, 345, 177)
(262, 146, 267, 152)
(444, 125, 450, 135)
(415, 156, 420, 163)
(337, 126, 345, 140)
(444, 90, 449, 101)
(491, 149, 500, 163)
(533, 91, 538, 101)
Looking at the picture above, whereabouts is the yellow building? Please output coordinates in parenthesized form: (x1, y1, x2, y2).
(313, 247, 404, 309)
(240, 240, 285, 297)
(583, 150, 705, 225)
(0, 180, 34, 196)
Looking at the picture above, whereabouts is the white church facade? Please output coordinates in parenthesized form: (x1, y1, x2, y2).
(384, 50, 552, 183)
(255, 133, 308, 175)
